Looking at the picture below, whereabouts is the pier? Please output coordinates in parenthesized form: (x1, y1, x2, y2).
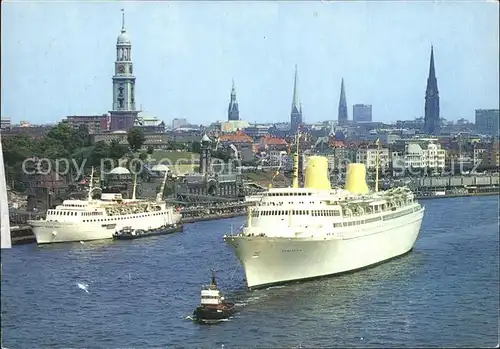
(179, 202, 248, 223)
(9, 225, 37, 245)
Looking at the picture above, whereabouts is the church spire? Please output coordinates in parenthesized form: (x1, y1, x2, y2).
(426, 45, 438, 92)
(228, 78, 239, 121)
(109, 9, 137, 132)
(290, 64, 302, 133)
(424, 45, 440, 135)
(428, 45, 436, 82)
(291, 64, 300, 111)
(338, 78, 348, 125)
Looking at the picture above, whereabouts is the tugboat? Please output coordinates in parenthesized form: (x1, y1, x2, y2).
(193, 270, 236, 324)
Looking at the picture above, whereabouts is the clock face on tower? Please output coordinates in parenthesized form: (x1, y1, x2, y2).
(118, 65, 125, 73)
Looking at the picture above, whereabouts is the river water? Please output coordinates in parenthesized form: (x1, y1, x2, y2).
(1, 196, 499, 348)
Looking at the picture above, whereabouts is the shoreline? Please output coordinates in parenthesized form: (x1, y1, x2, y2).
(180, 211, 246, 224)
(415, 191, 499, 200)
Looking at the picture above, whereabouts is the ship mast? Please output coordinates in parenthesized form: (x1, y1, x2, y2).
(247, 204, 252, 228)
(156, 170, 168, 202)
(87, 166, 94, 201)
(292, 131, 300, 189)
(131, 173, 137, 200)
(375, 138, 380, 192)
(210, 269, 217, 289)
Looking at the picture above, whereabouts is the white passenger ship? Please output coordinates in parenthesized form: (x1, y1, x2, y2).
(224, 137, 425, 289)
(28, 168, 181, 244)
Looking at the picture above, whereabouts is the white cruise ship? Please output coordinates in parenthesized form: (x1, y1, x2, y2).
(224, 137, 425, 289)
(28, 168, 181, 244)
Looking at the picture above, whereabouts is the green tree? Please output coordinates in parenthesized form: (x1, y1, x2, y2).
(70, 146, 93, 175)
(90, 141, 110, 168)
(108, 139, 129, 161)
(147, 145, 154, 154)
(74, 124, 90, 148)
(45, 122, 77, 155)
(190, 141, 201, 154)
(125, 152, 142, 174)
(38, 136, 69, 159)
(1, 135, 35, 165)
(212, 149, 230, 163)
(166, 141, 176, 150)
(127, 127, 146, 152)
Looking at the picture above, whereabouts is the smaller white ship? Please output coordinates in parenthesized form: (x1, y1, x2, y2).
(28, 168, 181, 244)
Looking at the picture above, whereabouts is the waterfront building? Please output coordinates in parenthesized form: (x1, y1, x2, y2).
(90, 131, 169, 149)
(135, 113, 165, 133)
(403, 141, 446, 169)
(257, 135, 288, 166)
(0, 125, 51, 140)
(356, 146, 390, 170)
(479, 142, 500, 167)
(218, 130, 254, 162)
(473, 144, 487, 166)
(244, 124, 271, 139)
(220, 120, 250, 133)
(64, 114, 109, 133)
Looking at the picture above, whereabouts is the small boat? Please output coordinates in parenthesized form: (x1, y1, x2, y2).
(113, 224, 183, 240)
(193, 270, 236, 324)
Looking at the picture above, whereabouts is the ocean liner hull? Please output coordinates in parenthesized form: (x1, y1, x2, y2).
(29, 213, 181, 244)
(30, 222, 117, 244)
(225, 209, 424, 289)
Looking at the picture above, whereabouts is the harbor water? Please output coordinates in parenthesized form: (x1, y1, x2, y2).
(1, 196, 499, 348)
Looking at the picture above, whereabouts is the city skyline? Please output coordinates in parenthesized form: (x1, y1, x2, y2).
(1, 1, 499, 125)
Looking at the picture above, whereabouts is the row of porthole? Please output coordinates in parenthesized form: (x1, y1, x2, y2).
(81, 212, 167, 223)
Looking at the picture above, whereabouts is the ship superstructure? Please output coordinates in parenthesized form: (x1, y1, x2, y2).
(224, 135, 425, 289)
(28, 168, 181, 244)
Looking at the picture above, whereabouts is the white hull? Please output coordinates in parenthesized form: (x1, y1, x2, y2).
(31, 223, 115, 244)
(30, 213, 181, 244)
(225, 208, 424, 289)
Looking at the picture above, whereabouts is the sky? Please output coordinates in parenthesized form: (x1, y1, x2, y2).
(1, 1, 499, 126)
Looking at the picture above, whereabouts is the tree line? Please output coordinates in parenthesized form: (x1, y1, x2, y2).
(1, 122, 236, 190)
(1, 122, 152, 185)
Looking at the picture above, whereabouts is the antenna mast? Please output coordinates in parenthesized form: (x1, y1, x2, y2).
(87, 167, 94, 201)
(375, 139, 380, 192)
(292, 132, 300, 189)
(132, 173, 137, 200)
(156, 170, 168, 202)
